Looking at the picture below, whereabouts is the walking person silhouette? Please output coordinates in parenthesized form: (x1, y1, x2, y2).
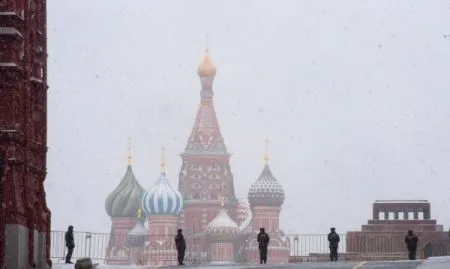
(65, 225, 75, 264)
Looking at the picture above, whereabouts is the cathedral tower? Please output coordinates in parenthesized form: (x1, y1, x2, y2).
(246, 141, 289, 264)
(141, 147, 183, 266)
(178, 49, 238, 238)
(105, 143, 146, 264)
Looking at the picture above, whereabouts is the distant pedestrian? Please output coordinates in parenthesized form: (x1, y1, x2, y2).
(328, 227, 340, 262)
(174, 229, 186, 265)
(65, 225, 75, 264)
(257, 227, 270, 264)
(405, 230, 419, 260)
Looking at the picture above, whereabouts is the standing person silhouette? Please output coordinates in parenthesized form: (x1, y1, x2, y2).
(257, 227, 270, 264)
(175, 229, 186, 265)
(327, 227, 340, 262)
(405, 230, 419, 260)
(65, 225, 75, 264)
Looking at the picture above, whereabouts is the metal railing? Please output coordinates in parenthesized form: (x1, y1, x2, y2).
(51, 231, 108, 264)
(50, 231, 450, 264)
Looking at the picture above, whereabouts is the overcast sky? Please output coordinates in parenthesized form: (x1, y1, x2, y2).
(46, 0, 450, 235)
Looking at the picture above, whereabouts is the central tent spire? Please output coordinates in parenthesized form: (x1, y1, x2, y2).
(184, 41, 227, 154)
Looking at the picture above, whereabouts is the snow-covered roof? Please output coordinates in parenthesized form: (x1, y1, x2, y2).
(206, 208, 239, 236)
(374, 200, 429, 204)
(0, 27, 23, 37)
(128, 221, 147, 236)
(0, 63, 20, 67)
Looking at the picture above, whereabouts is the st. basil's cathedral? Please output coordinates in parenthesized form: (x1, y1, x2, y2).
(103, 50, 290, 266)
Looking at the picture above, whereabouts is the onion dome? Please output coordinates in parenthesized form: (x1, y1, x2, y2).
(248, 142, 285, 207)
(248, 164, 285, 207)
(127, 208, 148, 247)
(197, 50, 216, 77)
(141, 147, 184, 216)
(105, 150, 145, 218)
(238, 201, 253, 234)
(206, 208, 240, 241)
(236, 197, 250, 225)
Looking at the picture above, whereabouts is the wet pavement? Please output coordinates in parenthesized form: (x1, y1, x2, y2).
(55, 257, 450, 269)
(416, 256, 450, 269)
(156, 258, 445, 269)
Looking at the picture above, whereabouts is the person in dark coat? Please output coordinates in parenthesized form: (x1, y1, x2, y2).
(65, 225, 75, 264)
(257, 227, 270, 264)
(174, 229, 186, 265)
(405, 230, 419, 260)
(327, 227, 340, 262)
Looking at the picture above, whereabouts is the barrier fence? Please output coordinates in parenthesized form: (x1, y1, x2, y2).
(50, 231, 445, 264)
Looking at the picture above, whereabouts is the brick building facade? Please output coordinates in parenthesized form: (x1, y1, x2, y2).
(0, 1, 51, 268)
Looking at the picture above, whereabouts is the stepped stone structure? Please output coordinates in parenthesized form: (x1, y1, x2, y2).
(346, 200, 449, 260)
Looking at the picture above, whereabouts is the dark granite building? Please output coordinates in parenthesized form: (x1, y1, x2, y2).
(346, 200, 449, 260)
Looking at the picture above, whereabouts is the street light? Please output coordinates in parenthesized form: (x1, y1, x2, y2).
(85, 233, 92, 258)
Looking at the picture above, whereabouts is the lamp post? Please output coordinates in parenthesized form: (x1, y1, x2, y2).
(294, 235, 299, 258)
(85, 233, 92, 258)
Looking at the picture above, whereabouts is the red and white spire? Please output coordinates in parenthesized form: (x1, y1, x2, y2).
(184, 49, 227, 154)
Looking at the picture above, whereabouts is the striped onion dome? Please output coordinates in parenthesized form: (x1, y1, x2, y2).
(236, 197, 250, 225)
(105, 165, 146, 218)
(206, 208, 240, 241)
(141, 171, 183, 216)
(248, 164, 285, 207)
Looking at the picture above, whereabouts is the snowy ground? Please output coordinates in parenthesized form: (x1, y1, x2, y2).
(52, 257, 450, 269)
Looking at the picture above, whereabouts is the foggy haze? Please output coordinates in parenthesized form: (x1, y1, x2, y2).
(45, 0, 450, 235)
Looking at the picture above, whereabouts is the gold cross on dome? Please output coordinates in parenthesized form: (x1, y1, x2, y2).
(264, 139, 270, 164)
(127, 137, 132, 165)
(160, 147, 166, 173)
(205, 33, 210, 53)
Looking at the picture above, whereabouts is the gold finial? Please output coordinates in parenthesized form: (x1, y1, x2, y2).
(264, 139, 270, 164)
(160, 147, 166, 173)
(127, 137, 132, 165)
(137, 208, 142, 219)
(220, 184, 225, 207)
(197, 34, 217, 77)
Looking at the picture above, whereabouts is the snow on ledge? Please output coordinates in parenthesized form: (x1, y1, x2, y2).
(374, 200, 429, 204)
(54, 264, 161, 269)
(53, 264, 74, 269)
(97, 265, 161, 269)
